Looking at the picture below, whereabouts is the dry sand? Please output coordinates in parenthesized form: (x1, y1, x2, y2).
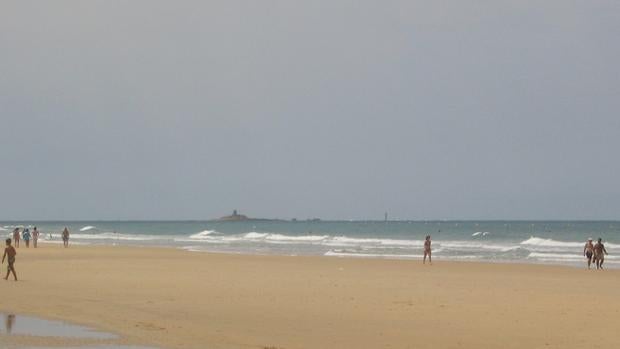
(0, 244, 619, 349)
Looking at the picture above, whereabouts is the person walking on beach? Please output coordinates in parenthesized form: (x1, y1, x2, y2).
(32, 227, 40, 248)
(62, 227, 70, 248)
(584, 238, 595, 269)
(593, 238, 608, 270)
(12, 228, 20, 248)
(423, 235, 432, 264)
(2, 238, 18, 281)
(22, 228, 31, 248)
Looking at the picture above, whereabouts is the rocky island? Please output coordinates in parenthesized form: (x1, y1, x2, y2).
(213, 210, 285, 222)
(216, 210, 250, 221)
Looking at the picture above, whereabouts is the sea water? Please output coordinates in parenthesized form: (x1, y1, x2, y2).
(0, 313, 115, 339)
(0, 313, 157, 349)
(1, 221, 618, 268)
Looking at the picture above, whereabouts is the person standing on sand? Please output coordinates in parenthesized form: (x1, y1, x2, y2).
(584, 238, 595, 269)
(423, 235, 432, 265)
(62, 227, 70, 248)
(22, 228, 31, 248)
(593, 238, 608, 270)
(5, 314, 15, 334)
(2, 238, 18, 281)
(32, 227, 39, 248)
(12, 228, 20, 248)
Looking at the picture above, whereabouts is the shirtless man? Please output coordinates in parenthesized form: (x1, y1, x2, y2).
(593, 238, 608, 270)
(62, 227, 70, 248)
(423, 235, 432, 265)
(583, 238, 595, 269)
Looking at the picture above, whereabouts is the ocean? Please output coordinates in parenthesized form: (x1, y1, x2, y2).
(2, 221, 618, 268)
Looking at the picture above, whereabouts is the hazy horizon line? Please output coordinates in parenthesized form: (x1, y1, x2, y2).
(2, 218, 619, 223)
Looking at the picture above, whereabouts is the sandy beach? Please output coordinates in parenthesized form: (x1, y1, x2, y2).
(1, 244, 619, 349)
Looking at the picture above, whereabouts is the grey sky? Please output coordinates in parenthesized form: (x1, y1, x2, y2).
(1, 1, 619, 220)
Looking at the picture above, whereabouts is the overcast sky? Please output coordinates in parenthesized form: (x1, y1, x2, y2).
(1, 1, 619, 220)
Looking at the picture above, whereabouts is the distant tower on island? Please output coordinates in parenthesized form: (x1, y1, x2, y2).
(217, 209, 249, 221)
(384, 212, 388, 222)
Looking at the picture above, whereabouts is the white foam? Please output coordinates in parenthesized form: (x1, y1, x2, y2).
(520, 236, 619, 249)
(244, 232, 268, 239)
(443, 255, 481, 260)
(324, 250, 483, 260)
(520, 237, 582, 248)
(472, 232, 482, 236)
(41, 240, 90, 246)
(328, 236, 423, 247)
(79, 226, 97, 232)
(529, 252, 619, 261)
(189, 230, 217, 239)
(241, 232, 328, 242)
(174, 237, 231, 244)
(325, 250, 422, 259)
(528, 252, 582, 260)
(266, 234, 327, 242)
(439, 241, 519, 252)
(70, 232, 164, 241)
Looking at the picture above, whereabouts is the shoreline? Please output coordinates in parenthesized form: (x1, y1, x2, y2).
(50, 241, 618, 270)
(1, 244, 619, 349)
(4, 220, 618, 269)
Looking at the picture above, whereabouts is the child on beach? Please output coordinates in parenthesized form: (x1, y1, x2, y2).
(22, 228, 31, 248)
(584, 238, 594, 269)
(2, 238, 18, 281)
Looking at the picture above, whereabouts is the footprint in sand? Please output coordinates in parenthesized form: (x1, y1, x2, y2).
(135, 322, 166, 331)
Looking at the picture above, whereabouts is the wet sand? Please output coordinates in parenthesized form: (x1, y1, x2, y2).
(1, 244, 619, 349)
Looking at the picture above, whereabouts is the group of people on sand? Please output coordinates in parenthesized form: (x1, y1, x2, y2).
(10, 226, 71, 249)
(2, 227, 72, 282)
(422, 235, 610, 270)
(584, 238, 608, 270)
(11, 227, 40, 248)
